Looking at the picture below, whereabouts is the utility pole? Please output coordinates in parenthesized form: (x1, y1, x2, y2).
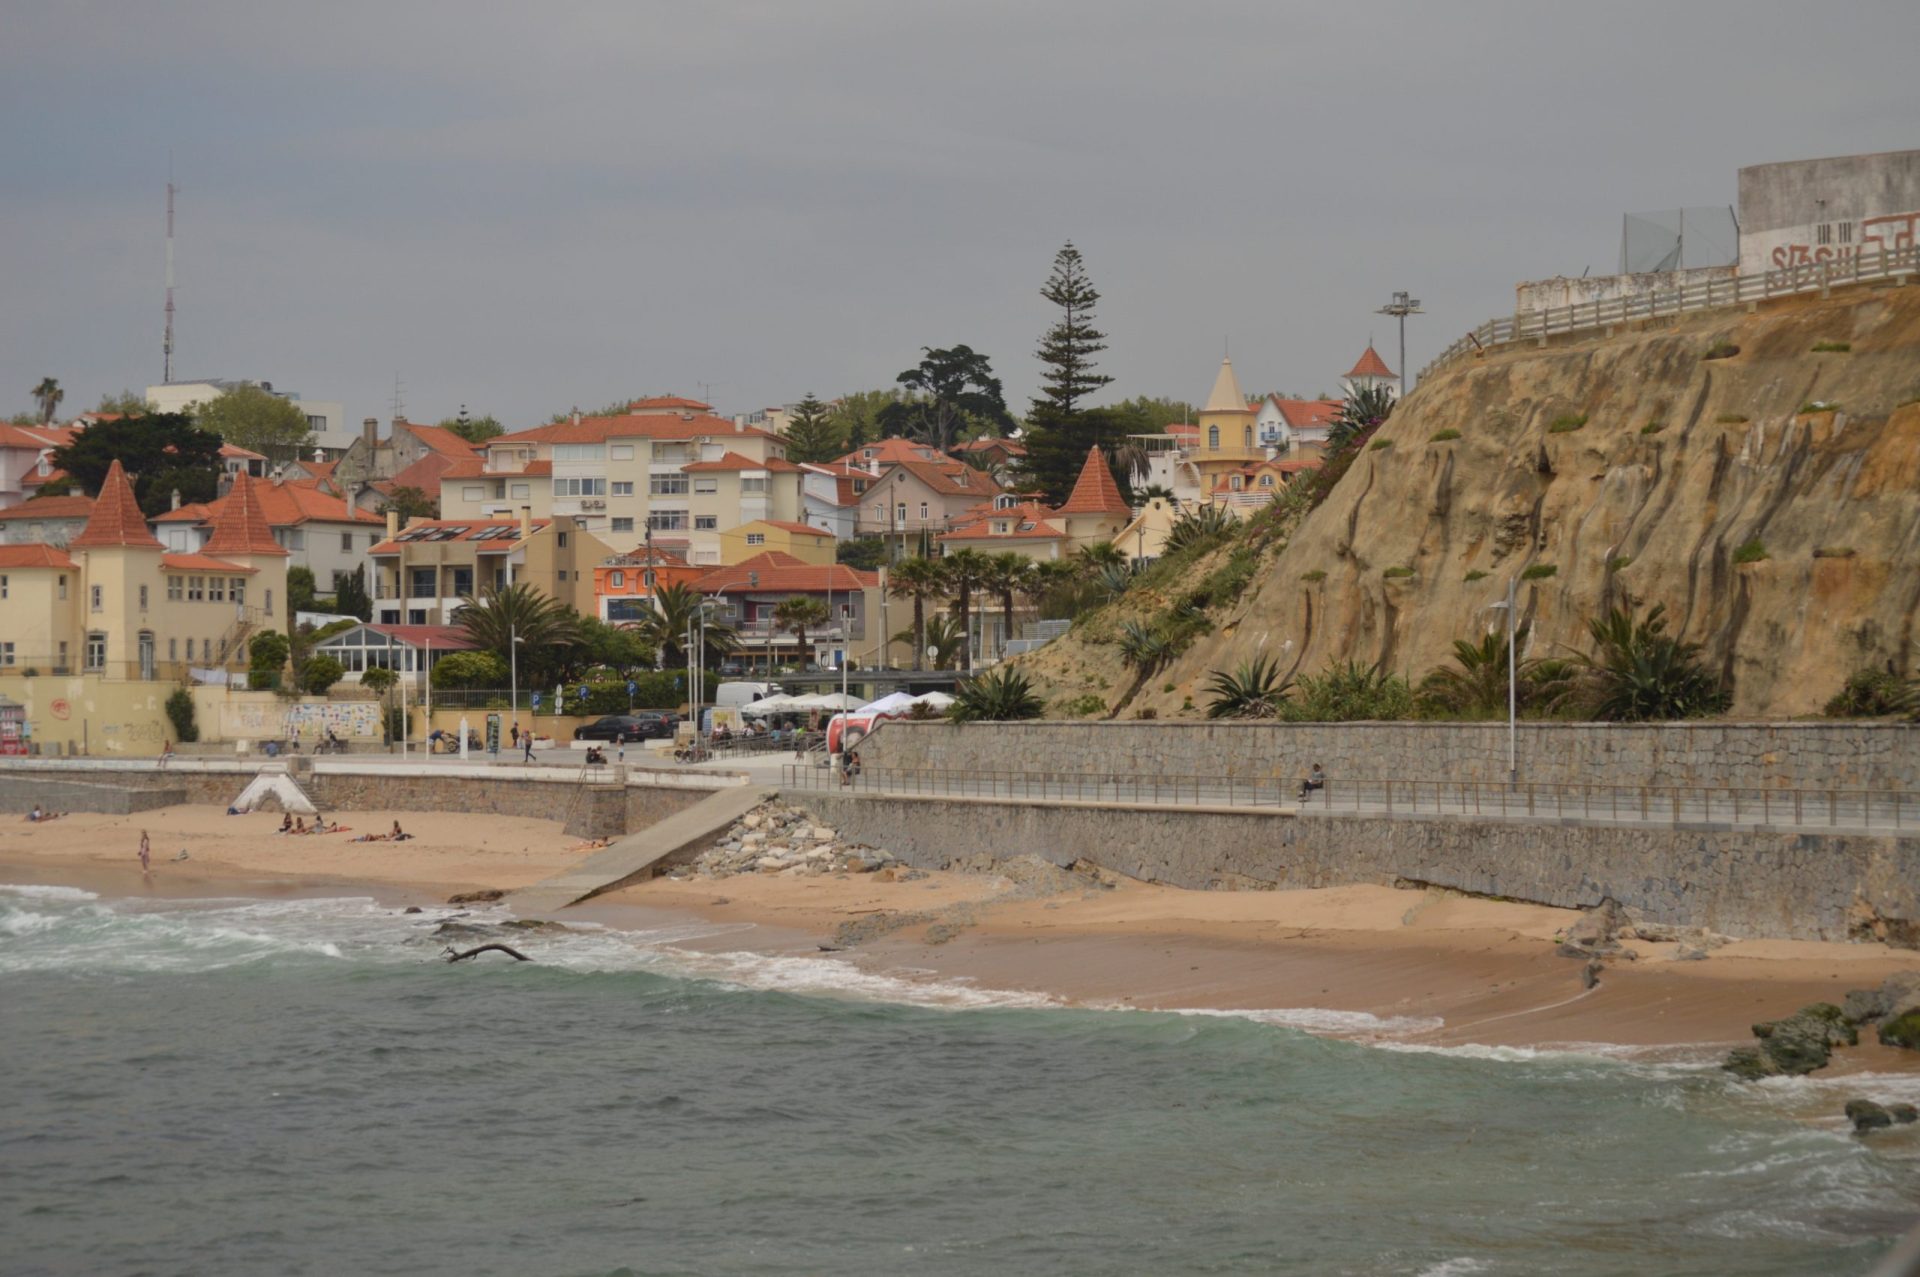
(163, 180, 177, 384)
(1375, 291, 1423, 399)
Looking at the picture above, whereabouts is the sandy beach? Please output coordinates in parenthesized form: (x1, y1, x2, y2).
(9, 802, 1920, 1066)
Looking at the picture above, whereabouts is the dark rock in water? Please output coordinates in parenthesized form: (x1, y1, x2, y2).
(500, 918, 569, 934)
(433, 921, 494, 940)
(447, 889, 506, 904)
(1879, 1009, 1920, 1050)
(1722, 1002, 1858, 1078)
(1847, 1099, 1894, 1132)
(402, 905, 422, 914)
(1892, 1104, 1920, 1125)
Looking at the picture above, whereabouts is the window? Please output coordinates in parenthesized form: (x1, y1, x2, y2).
(167, 575, 183, 601)
(90, 584, 103, 612)
(741, 477, 768, 493)
(169, 638, 178, 662)
(553, 444, 605, 462)
(231, 579, 245, 606)
(611, 517, 634, 533)
(1840, 222, 1855, 244)
(610, 444, 635, 461)
(0, 575, 6, 599)
(556, 570, 567, 582)
(554, 477, 606, 497)
(342, 532, 354, 552)
(692, 477, 718, 494)
(85, 632, 106, 672)
(920, 502, 929, 520)
(209, 578, 226, 603)
(557, 532, 569, 548)
(995, 522, 1010, 534)
(1259, 474, 1274, 487)
(746, 532, 766, 546)
(610, 570, 625, 588)
(463, 485, 484, 501)
(58, 574, 67, 600)
(611, 481, 635, 497)
(409, 568, 436, 597)
(188, 576, 206, 601)
(896, 503, 908, 523)
(57, 640, 68, 670)
(1244, 426, 1253, 448)
(1207, 425, 1220, 448)
(489, 482, 504, 499)
(450, 567, 473, 597)
(0, 641, 11, 666)
(510, 483, 531, 499)
(1230, 475, 1244, 491)
(650, 474, 689, 495)
(139, 584, 149, 611)
(647, 511, 688, 531)
(852, 479, 867, 494)
(306, 414, 326, 433)
(1817, 223, 1833, 246)
(265, 588, 273, 616)
(694, 515, 718, 530)
(276, 528, 305, 550)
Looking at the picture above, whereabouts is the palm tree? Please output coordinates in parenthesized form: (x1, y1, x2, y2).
(949, 667, 1045, 722)
(886, 555, 948, 671)
(638, 582, 738, 667)
(894, 613, 964, 670)
(772, 595, 830, 668)
(453, 583, 583, 681)
(941, 548, 993, 672)
(1326, 383, 1395, 451)
(1074, 540, 1125, 577)
(1204, 655, 1293, 719)
(983, 552, 1035, 658)
(1417, 624, 1534, 719)
(32, 377, 63, 426)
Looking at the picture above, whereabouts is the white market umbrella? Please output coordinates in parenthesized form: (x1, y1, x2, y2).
(794, 692, 864, 711)
(740, 694, 807, 716)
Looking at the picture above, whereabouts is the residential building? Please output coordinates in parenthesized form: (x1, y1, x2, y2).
(592, 547, 706, 624)
(799, 462, 868, 539)
(1189, 357, 1264, 501)
(0, 495, 93, 546)
(694, 551, 894, 671)
(366, 511, 611, 626)
(719, 519, 836, 566)
(0, 461, 290, 683)
(310, 623, 479, 689)
(949, 436, 1027, 471)
(332, 418, 481, 513)
(1116, 495, 1184, 561)
(1341, 344, 1398, 403)
(152, 475, 387, 594)
(1206, 456, 1322, 515)
(834, 437, 948, 469)
(0, 422, 76, 509)
(146, 379, 352, 457)
(854, 456, 1003, 557)
(1256, 396, 1342, 451)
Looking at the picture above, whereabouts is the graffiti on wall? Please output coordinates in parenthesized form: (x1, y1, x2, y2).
(285, 702, 381, 739)
(1767, 209, 1920, 269)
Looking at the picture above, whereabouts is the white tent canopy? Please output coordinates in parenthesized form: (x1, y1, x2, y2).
(738, 694, 810, 716)
(856, 692, 917, 716)
(792, 692, 864, 710)
(909, 691, 955, 710)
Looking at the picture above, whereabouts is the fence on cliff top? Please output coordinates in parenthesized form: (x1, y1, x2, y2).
(1417, 243, 1920, 386)
(783, 764, 1920, 834)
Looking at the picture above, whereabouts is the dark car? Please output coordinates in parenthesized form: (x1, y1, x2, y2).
(573, 713, 675, 742)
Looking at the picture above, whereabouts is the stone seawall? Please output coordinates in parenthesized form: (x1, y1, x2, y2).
(0, 776, 188, 815)
(855, 722, 1920, 790)
(794, 792, 1920, 942)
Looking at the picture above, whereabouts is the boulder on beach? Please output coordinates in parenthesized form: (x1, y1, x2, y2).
(1847, 1099, 1894, 1132)
(1721, 1003, 1857, 1080)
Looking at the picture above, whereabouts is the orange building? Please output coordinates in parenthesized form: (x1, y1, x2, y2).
(593, 547, 705, 624)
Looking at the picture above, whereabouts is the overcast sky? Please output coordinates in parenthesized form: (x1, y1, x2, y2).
(5, 1, 1917, 428)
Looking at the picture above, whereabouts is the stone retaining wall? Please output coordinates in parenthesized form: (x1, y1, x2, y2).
(0, 776, 188, 815)
(794, 792, 1920, 942)
(855, 721, 1920, 790)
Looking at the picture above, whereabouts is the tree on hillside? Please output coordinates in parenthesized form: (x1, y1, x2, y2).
(50, 412, 224, 516)
(32, 377, 64, 425)
(1109, 395, 1195, 431)
(826, 389, 901, 453)
(781, 393, 844, 463)
(439, 408, 505, 444)
(836, 537, 887, 571)
(878, 346, 1014, 451)
(288, 566, 317, 617)
(1032, 243, 1112, 415)
(1022, 405, 1135, 506)
(94, 389, 152, 415)
(380, 486, 438, 522)
(334, 564, 373, 621)
(192, 383, 313, 456)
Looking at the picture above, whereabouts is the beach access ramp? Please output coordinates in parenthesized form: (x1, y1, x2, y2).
(508, 785, 775, 914)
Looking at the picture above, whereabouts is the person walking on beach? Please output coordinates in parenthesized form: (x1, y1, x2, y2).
(138, 830, 151, 875)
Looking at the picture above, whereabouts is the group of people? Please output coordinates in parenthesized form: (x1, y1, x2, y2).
(276, 813, 345, 835)
(351, 821, 413, 844)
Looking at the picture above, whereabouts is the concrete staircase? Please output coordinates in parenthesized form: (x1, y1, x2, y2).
(508, 785, 775, 914)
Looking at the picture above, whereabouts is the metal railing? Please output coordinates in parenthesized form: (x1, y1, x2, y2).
(1418, 243, 1920, 385)
(780, 764, 1917, 832)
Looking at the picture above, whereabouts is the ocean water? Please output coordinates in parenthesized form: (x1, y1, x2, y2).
(3, 883, 1918, 1277)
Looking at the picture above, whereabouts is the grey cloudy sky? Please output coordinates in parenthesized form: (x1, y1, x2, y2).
(5, 1, 1918, 428)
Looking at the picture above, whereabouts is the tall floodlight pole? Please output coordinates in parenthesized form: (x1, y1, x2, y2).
(163, 181, 177, 384)
(1375, 291, 1424, 399)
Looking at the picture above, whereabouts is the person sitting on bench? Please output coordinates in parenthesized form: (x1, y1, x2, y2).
(1298, 763, 1327, 801)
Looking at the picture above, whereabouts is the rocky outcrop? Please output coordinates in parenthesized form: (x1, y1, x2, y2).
(1845, 1099, 1920, 1133)
(1722, 1003, 1858, 1079)
(1027, 285, 1920, 718)
(680, 801, 907, 879)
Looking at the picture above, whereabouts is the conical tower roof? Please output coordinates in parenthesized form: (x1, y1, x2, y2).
(1346, 344, 1395, 379)
(1202, 357, 1253, 414)
(1056, 446, 1131, 517)
(70, 459, 163, 549)
(202, 472, 290, 557)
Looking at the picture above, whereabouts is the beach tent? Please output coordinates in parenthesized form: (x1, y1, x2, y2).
(739, 694, 808, 717)
(856, 692, 916, 716)
(908, 691, 955, 710)
(793, 691, 864, 711)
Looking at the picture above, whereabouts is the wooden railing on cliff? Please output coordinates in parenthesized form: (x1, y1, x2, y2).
(1417, 243, 1920, 386)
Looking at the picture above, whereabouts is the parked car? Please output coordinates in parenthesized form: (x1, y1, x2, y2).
(573, 713, 675, 742)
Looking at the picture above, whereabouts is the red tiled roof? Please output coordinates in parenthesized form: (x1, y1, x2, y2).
(0, 423, 72, 450)
(939, 514, 1068, 542)
(439, 457, 553, 480)
(694, 551, 877, 593)
(364, 624, 480, 650)
(70, 459, 164, 550)
(950, 437, 1026, 456)
(627, 395, 713, 412)
(153, 478, 382, 527)
(399, 422, 483, 458)
(880, 458, 997, 499)
(219, 442, 267, 460)
(0, 495, 95, 522)
(161, 552, 258, 574)
(1165, 423, 1200, 437)
(497, 414, 779, 446)
(201, 473, 291, 557)
(0, 544, 77, 569)
(387, 453, 457, 493)
(682, 451, 802, 473)
(737, 519, 833, 538)
(833, 437, 945, 468)
(1346, 344, 1395, 379)
(1266, 397, 1342, 427)
(1056, 447, 1131, 517)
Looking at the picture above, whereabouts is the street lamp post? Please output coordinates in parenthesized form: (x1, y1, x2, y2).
(1375, 291, 1424, 399)
(1485, 576, 1518, 784)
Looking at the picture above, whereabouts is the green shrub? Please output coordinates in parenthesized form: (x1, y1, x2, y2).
(1703, 342, 1740, 360)
(1547, 413, 1587, 433)
(1464, 569, 1488, 583)
(1134, 707, 1158, 720)
(1520, 564, 1557, 581)
(164, 687, 199, 743)
(384, 705, 408, 743)
(247, 630, 290, 691)
(1382, 566, 1414, 579)
(1369, 439, 1392, 451)
(429, 651, 511, 690)
(1283, 660, 1414, 722)
(298, 655, 345, 696)
(1824, 667, 1907, 718)
(1428, 428, 1462, 443)
(1160, 681, 1177, 694)
(1300, 569, 1327, 583)
(949, 667, 1045, 722)
(1733, 539, 1769, 565)
(1811, 341, 1851, 353)
(1607, 555, 1633, 572)
(1798, 400, 1839, 414)
(1715, 413, 1749, 424)
(359, 667, 398, 697)
(1640, 420, 1666, 435)
(1203, 655, 1292, 719)
(1813, 546, 1855, 559)
(1060, 692, 1107, 717)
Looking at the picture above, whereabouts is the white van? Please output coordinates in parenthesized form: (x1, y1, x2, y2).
(714, 681, 783, 709)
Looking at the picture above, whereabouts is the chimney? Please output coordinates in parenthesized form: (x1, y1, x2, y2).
(571, 410, 581, 426)
(363, 417, 378, 451)
(169, 487, 181, 511)
(519, 505, 532, 542)
(385, 508, 399, 541)
(733, 418, 743, 432)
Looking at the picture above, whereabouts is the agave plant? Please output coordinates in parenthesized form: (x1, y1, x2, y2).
(1326, 382, 1395, 451)
(948, 666, 1046, 723)
(1117, 619, 1171, 675)
(1416, 624, 1534, 719)
(1571, 602, 1729, 721)
(1096, 561, 1139, 598)
(1203, 655, 1293, 719)
(1162, 503, 1237, 556)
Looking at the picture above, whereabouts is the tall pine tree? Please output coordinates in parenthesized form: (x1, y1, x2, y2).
(781, 392, 844, 463)
(1025, 242, 1125, 504)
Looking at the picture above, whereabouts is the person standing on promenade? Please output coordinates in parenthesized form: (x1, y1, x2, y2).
(138, 830, 151, 874)
(510, 722, 521, 750)
(523, 731, 535, 763)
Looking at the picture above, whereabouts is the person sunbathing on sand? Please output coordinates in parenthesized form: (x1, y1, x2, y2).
(389, 821, 413, 842)
(278, 813, 294, 834)
(26, 806, 64, 822)
(292, 816, 307, 835)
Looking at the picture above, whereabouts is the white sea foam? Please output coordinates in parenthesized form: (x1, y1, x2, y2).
(1415, 1259, 1489, 1277)
(673, 947, 1062, 1010)
(1126, 1003, 1446, 1037)
(0, 883, 99, 901)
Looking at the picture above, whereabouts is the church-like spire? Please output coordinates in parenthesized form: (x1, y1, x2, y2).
(1202, 357, 1253, 414)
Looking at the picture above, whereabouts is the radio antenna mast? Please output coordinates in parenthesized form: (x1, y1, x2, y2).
(163, 177, 177, 384)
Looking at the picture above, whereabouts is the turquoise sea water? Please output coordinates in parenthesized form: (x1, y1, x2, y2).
(3, 882, 1918, 1276)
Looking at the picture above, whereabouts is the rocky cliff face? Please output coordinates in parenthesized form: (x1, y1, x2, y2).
(1037, 284, 1920, 718)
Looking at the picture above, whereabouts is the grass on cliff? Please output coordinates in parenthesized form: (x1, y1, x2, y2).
(1547, 413, 1588, 433)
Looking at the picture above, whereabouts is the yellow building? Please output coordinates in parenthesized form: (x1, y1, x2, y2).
(0, 460, 291, 684)
(718, 519, 837, 566)
(1191, 357, 1263, 500)
(366, 509, 612, 625)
